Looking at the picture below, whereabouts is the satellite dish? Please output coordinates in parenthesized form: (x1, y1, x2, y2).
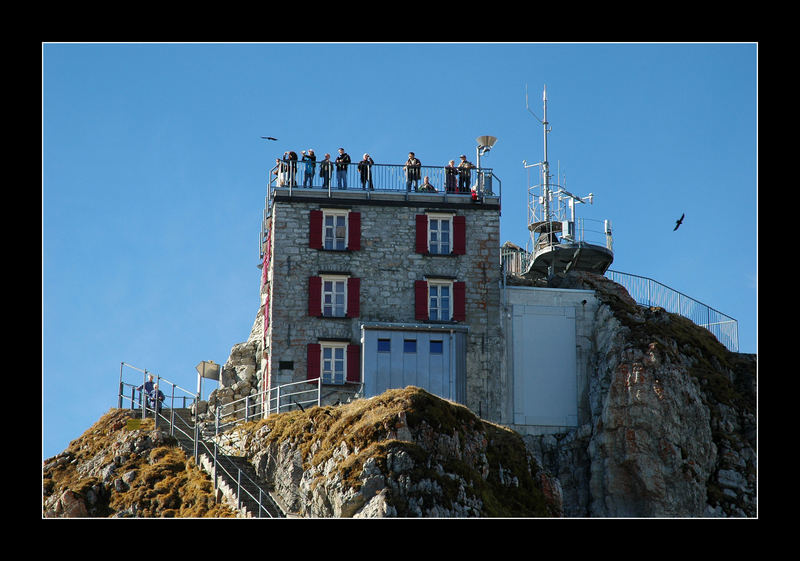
(476, 135, 498, 148)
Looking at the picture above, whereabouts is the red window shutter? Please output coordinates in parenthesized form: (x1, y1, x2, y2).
(346, 277, 360, 317)
(346, 344, 361, 383)
(415, 214, 428, 254)
(309, 209, 323, 249)
(415, 280, 428, 321)
(307, 343, 321, 381)
(453, 281, 466, 321)
(308, 276, 322, 316)
(453, 215, 466, 255)
(348, 212, 361, 251)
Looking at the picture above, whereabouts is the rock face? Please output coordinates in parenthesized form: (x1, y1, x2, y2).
(43, 410, 236, 518)
(221, 387, 563, 518)
(523, 272, 756, 517)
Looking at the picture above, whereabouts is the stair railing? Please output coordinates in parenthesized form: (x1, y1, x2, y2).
(116, 362, 282, 518)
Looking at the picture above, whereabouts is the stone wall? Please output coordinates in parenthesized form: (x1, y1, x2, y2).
(262, 193, 503, 421)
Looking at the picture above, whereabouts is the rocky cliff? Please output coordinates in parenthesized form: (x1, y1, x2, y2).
(42, 409, 236, 518)
(42, 390, 561, 518)
(521, 271, 756, 517)
(214, 386, 562, 517)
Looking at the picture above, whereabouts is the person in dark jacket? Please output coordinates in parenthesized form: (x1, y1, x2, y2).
(445, 159, 458, 192)
(405, 152, 421, 191)
(286, 151, 299, 186)
(301, 149, 316, 187)
(419, 176, 436, 192)
(137, 374, 155, 409)
(320, 153, 333, 188)
(457, 154, 474, 192)
(335, 148, 350, 189)
(148, 383, 165, 413)
(358, 153, 374, 190)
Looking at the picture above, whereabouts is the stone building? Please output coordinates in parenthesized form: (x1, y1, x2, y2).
(258, 164, 505, 423)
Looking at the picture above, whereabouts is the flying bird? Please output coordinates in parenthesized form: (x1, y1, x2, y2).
(673, 213, 685, 231)
(261, 136, 278, 141)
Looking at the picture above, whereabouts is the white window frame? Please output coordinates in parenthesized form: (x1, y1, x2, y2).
(427, 213, 453, 255)
(427, 279, 453, 322)
(323, 209, 349, 251)
(320, 342, 348, 385)
(321, 274, 348, 317)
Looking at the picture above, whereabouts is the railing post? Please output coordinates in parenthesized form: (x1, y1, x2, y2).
(237, 469, 242, 511)
(213, 440, 218, 491)
(193, 397, 199, 459)
(118, 362, 123, 409)
(142, 370, 147, 421)
(170, 383, 175, 436)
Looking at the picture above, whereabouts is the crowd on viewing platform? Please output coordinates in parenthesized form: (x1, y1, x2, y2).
(270, 147, 496, 197)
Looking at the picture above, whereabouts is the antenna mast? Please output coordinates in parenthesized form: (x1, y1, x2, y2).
(522, 84, 614, 279)
(541, 85, 551, 227)
(524, 85, 554, 254)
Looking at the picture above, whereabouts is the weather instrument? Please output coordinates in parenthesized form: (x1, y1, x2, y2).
(522, 85, 614, 279)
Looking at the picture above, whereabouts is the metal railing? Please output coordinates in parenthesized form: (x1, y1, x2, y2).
(269, 160, 499, 197)
(117, 363, 365, 517)
(203, 406, 279, 518)
(116, 362, 279, 518)
(604, 270, 739, 352)
(117, 362, 197, 422)
(497, 258, 739, 353)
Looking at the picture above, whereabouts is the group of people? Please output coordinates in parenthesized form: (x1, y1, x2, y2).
(273, 149, 478, 193)
(138, 374, 165, 412)
(274, 148, 354, 189)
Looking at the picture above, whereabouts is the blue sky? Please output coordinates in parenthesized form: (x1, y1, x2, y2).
(42, 42, 757, 460)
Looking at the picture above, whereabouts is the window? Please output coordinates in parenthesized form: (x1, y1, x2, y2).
(377, 339, 391, 352)
(322, 343, 347, 385)
(415, 279, 466, 322)
(324, 210, 348, 250)
(428, 214, 451, 254)
(322, 276, 347, 317)
(416, 214, 465, 255)
(309, 276, 360, 318)
(430, 340, 443, 354)
(309, 209, 361, 251)
(404, 339, 417, 353)
(428, 281, 451, 321)
(307, 343, 361, 385)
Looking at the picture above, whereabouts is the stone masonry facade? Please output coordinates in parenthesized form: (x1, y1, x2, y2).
(259, 191, 504, 422)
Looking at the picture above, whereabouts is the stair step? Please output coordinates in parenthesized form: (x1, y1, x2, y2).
(148, 408, 284, 518)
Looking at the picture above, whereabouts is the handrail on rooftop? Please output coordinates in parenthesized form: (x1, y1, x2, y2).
(266, 160, 500, 201)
